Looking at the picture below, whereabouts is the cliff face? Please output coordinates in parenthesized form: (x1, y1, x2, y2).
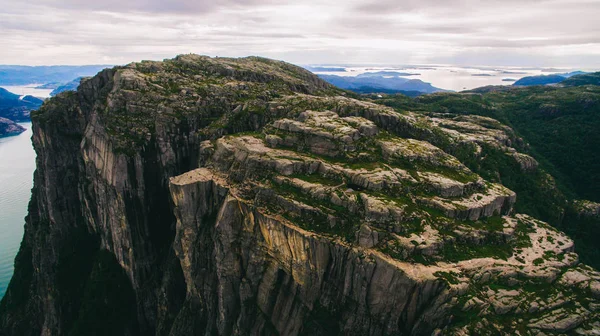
(1, 55, 599, 336)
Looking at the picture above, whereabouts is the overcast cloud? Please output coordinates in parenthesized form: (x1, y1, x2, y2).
(1, 0, 599, 67)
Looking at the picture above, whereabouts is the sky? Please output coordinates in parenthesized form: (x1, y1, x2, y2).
(1, 0, 600, 67)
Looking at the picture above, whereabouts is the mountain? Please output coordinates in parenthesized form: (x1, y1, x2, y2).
(0, 117, 25, 137)
(355, 71, 420, 77)
(562, 72, 600, 86)
(1, 55, 599, 336)
(512, 70, 589, 86)
(50, 77, 84, 96)
(513, 74, 566, 86)
(560, 71, 587, 78)
(0, 65, 110, 85)
(34, 82, 62, 89)
(319, 74, 446, 94)
(0, 87, 43, 121)
(303, 66, 346, 72)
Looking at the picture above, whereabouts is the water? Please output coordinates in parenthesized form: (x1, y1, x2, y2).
(0, 123, 36, 299)
(0, 85, 49, 300)
(1, 84, 53, 98)
(311, 65, 582, 91)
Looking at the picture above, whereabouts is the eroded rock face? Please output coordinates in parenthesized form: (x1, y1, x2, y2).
(1, 55, 598, 336)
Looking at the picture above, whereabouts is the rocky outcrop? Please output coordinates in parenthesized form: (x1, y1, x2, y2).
(512, 152, 539, 172)
(169, 168, 449, 335)
(0, 117, 25, 137)
(574, 200, 600, 218)
(1, 55, 598, 336)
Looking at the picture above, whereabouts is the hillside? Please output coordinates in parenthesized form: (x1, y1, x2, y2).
(562, 72, 600, 86)
(513, 74, 566, 86)
(512, 71, 592, 87)
(1, 55, 599, 336)
(375, 82, 600, 268)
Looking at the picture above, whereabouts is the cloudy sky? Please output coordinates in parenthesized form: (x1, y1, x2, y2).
(1, 0, 599, 67)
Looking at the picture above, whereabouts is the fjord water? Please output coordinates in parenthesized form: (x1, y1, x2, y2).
(0, 123, 35, 299)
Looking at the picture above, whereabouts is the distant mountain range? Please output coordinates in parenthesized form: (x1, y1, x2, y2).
(302, 66, 346, 72)
(513, 71, 587, 86)
(355, 71, 421, 77)
(0, 66, 100, 136)
(0, 65, 109, 85)
(35, 82, 63, 89)
(318, 73, 446, 95)
(50, 77, 84, 96)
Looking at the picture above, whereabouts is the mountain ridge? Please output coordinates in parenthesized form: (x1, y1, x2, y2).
(0, 65, 110, 85)
(318, 73, 447, 94)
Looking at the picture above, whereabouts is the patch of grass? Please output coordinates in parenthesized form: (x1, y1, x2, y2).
(270, 181, 359, 241)
(439, 240, 513, 262)
(514, 220, 535, 248)
(434, 271, 461, 285)
(466, 215, 506, 232)
(289, 173, 344, 186)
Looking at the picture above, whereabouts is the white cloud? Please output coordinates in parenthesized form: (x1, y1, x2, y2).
(0, 0, 599, 67)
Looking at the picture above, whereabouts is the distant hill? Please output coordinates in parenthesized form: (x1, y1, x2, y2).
(561, 71, 587, 77)
(465, 85, 515, 94)
(50, 77, 84, 96)
(0, 65, 110, 85)
(513, 70, 589, 87)
(318, 74, 446, 94)
(302, 66, 346, 72)
(562, 72, 600, 87)
(513, 74, 566, 86)
(0, 87, 43, 121)
(356, 71, 420, 77)
(35, 82, 63, 89)
(351, 87, 424, 97)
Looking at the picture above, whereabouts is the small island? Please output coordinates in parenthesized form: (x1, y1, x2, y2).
(0, 117, 25, 137)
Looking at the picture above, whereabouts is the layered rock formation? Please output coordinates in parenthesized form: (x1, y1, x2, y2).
(1, 55, 598, 336)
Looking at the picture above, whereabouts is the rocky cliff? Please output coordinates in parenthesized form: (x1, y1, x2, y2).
(1, 55, 599, 336)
